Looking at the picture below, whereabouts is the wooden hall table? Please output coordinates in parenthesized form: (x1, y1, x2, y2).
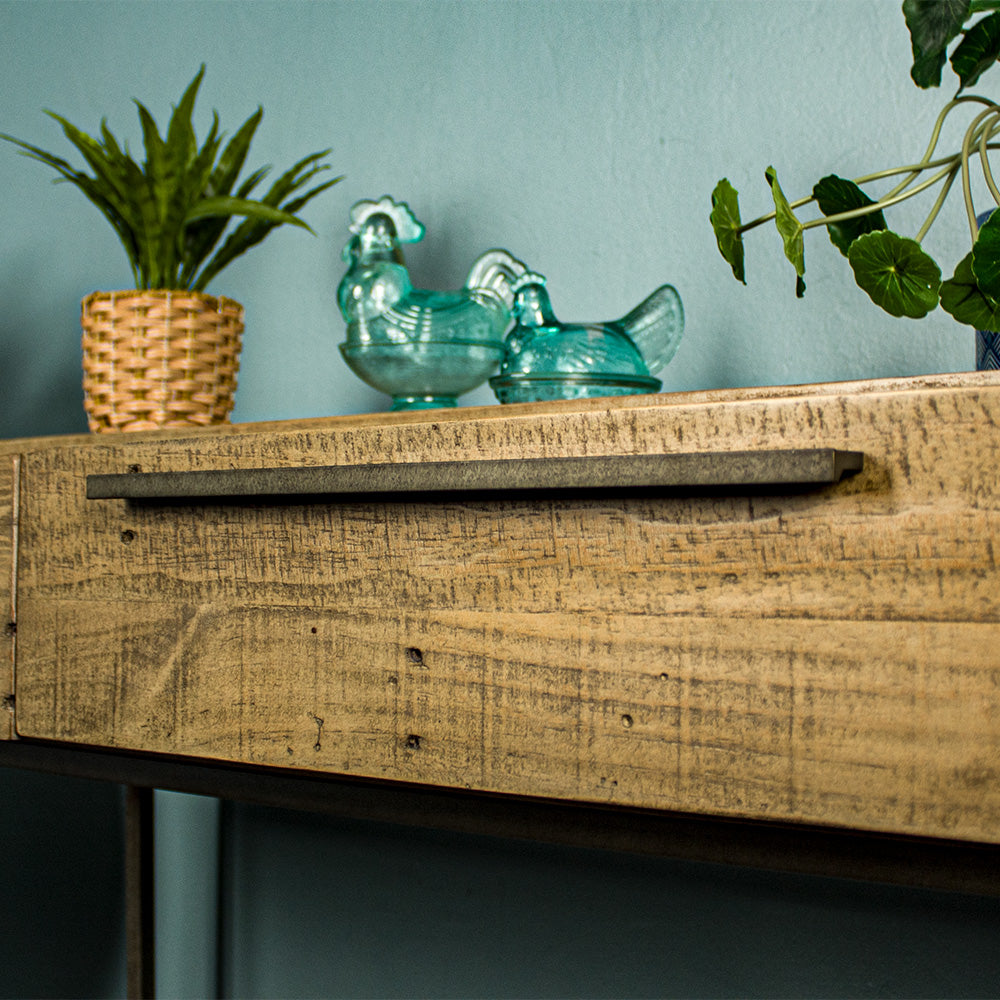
(2, 372, 1000, 996)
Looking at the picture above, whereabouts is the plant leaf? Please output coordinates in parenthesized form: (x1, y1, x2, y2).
(1, 63, 340, 291)
(278, 176, 343, 219)
(235, 165, 269, 199)
(951, 11, 1000, 90)
(972, 205, 1000, 298)
(710, 178, 746, 284)
(18, 117, 151, 278)
(134, 100, 180, 285)
(169, 114, 224, 285)
(812, 174, 887, 256)
(44, 109, 165, 285)
(903, 0, 971, 87)
(233, 167, 271, 198)
(941, 251, 1000, 330)
(765, 166, 805, 297)
(166, 65, 203, 161)
(0, 129, 142, 282)
(44, 111, 132, 208)
(189, 152, 334, 287)
(847, 230, 941, 318)
(178, 110, 253, 284)
(191, 173, 343, 291)
(209, 107, 263, 198)
(257, 151, 332, 208)
(185, 195, 313, 228)
(135, 100, 166, 178)
(183, 195, 316, 291)
(120, 155, 165, 287)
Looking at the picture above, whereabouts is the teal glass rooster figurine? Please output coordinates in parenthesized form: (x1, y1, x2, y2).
(490, 272, 684, 403)
(337, 196, 527, 410)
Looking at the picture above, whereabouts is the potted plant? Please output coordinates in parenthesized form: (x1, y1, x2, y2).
(1, 66, 341, 431)
(710, 1, 1000, 365)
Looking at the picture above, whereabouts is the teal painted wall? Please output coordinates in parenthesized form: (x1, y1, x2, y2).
(0, 0, 984, 439)
(1, 2, 998, 997)
(219, 805, 1000, 999)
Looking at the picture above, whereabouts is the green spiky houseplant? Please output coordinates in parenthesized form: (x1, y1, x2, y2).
(1, 66, 341, 431)
(711, 1, 1000, 351)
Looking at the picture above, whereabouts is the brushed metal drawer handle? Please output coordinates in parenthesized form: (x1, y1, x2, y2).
(86, 448, 863, 502)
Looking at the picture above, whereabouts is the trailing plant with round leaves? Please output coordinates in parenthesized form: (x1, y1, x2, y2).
(711, 1, 1000, 332)
(0, 66, 342, 291)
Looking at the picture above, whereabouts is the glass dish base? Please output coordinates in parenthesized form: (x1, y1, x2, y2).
(390, 394, 459, 411)
(340, 340, 504, 412)
(490, 373, 661, 404)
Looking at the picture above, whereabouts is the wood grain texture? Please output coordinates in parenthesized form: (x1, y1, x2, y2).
(0, 456, 15, 740)
(11, 374, 1000, 842)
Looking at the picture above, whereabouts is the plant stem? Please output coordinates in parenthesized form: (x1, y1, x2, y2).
(736, 96, 1000, 241)
(916, 162, 961, 243)
(850, 148, 991, 186)
(799, 160, 963, 231)
(735, 155, 975, 235)
(979, 121, 1000, 209)
(878, 96, 995, 202)
(961, 107, 1000, 238)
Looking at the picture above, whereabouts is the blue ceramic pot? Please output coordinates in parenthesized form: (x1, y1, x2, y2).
(975, 210, 1000, 369)
(975, 329, 1000, 370)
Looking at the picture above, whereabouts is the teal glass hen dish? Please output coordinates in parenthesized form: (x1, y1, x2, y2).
(337, 196, 526, 410)
(490, 273, 684, 403)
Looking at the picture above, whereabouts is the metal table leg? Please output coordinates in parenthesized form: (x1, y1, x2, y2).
(125, 786, 155, 999)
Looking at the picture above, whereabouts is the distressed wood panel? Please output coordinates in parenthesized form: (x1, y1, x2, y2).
(0, 456, 16, 740)
(11, 374, 1000, 841)
(16, 379, 1000, 624)
(15, 601, 1000, 841)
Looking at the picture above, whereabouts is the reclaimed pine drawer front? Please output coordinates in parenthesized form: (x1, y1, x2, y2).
(10, 374, 1000, 843)
(1, 455, 16, 740)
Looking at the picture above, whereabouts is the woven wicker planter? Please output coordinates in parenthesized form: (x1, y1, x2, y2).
(81, 290, 244, 433)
